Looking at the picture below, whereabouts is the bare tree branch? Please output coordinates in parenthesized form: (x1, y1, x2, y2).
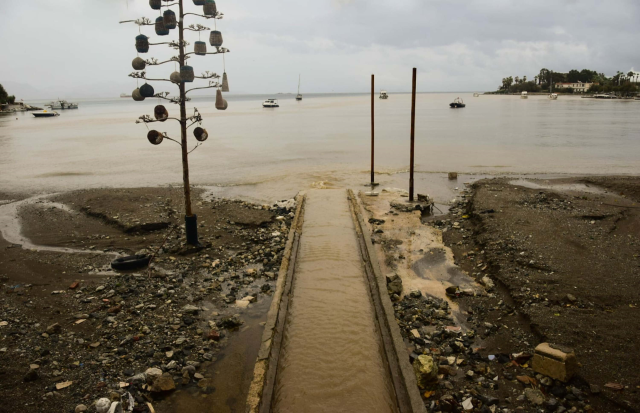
(185, 24, 210, 32)
(119, 17, 154, 26)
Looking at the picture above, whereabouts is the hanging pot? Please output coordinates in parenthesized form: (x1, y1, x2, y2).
(163, 9, 177, 30)
(204, 0, 217, 16)
(132, 57, 146, 71)
(221, 72, 229, 92)
(154, 105, 169, 122)
(139, 83, 155, 98)
(155, 17, 169, 36)
(194, 41, 207, 56)
(215, 89, 228, 110)
(149, 0, 162, 10)
(132, 88, 145, 101)
(193, 0, 205, 5)
(180, 65, 195, 83)
(193, 127, 208, 142)
(170, 71, 182, 84)
(135, 35, 149, 53)
(147, 130, 163, 145)
(209, 30, 223, 47)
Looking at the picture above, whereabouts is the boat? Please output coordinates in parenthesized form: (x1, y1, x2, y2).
(379, 90, 388, 99)
(46, 99, 78, 109)
(262, 98, 279, 108)
(449, 97, 465, 108)
(32, 110, 59, 118)
(296, 75, 302, 101)
(594, 93, 617, 99)
(549, 93, 558, 100)
(120, 93, 132, 98)
(473, 93, 480, 97)
(520, 91, 528, 99)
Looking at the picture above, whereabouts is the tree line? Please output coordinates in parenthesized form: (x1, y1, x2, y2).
(0, 84, 16, 105)
(497, 68, 639, 95)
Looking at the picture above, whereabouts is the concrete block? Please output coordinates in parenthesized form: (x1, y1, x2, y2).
(532, 342, 578, 382)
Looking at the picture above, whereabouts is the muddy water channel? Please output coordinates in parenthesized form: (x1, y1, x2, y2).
(272, 190, 397, 413)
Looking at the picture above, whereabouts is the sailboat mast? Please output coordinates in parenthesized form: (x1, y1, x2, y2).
(298, 74, 300, 94)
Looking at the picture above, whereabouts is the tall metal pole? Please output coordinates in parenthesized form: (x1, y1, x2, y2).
(371, 74, 374, 185)
(409, 68, 416, 202)
(178, 0, 198, 245)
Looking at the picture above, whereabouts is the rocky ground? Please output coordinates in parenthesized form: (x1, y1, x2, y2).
(0, 187, 295, 413)
(364, 176, 640, 413)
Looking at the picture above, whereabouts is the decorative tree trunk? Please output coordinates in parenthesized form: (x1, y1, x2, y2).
(122, 0, 230, 246)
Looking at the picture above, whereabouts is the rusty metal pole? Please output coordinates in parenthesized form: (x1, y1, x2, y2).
(409, 68, 416, 202)
(371, 74, 374, 185)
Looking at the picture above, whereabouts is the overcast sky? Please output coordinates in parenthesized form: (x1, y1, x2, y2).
(1, 0, 639, 98)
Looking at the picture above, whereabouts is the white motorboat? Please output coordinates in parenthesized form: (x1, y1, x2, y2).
(379, 90, 388, 99)
(263, 98, 279, 108)
(46, 99, 78, 109)
(549, 93, 558, 100)
(473, 93, 480, 97)
(520, 91, 528, 99)
(120, 93, 132, 98)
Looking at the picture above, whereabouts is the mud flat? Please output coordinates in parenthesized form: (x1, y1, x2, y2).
(360, 178, 639, 413)
(0, 187, 295, 413)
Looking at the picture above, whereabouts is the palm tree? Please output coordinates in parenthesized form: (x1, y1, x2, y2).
(523, 76, 527, 83)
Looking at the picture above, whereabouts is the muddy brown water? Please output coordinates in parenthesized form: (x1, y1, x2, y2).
(272, 190, 397, 413)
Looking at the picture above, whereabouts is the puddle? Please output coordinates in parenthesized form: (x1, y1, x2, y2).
(0, 194, 119, 256)
(509, 179, 608, 195)
(360, 189, 481, 323)
(157, 297, 273, 413)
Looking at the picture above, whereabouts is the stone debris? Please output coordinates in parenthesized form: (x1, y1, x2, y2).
(532, 342, 579, 382)
(0, 195, 294, 412)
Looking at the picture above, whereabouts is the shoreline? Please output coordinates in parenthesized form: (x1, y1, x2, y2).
(1, 176, 639, 412)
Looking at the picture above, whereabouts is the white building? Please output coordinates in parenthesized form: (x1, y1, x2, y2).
(555, 82, 593, 92)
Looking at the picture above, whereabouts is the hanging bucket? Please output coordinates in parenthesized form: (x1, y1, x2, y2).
(221, 72, 229, 92)
(193, 0, 205, 5)
(147, 130, 163, 145)
(209, 30, 223, 47)
(135, 35, 149, 53)
(194, 127, 208, 142)
(154, 105, 169, 121)
(149, 0, 162, 10)
(155, 17, 169, 36)
(180, 65, 195, 83)
(163, 10, 177, 30)
(132, 57, 146, 70)
(203, 0, 217, 16)
(132, 88, 145, 101)
(170, 71, 181, 84)
(215, 89, 228, 110)
(139, 83, 155, 98)
(194, 41, 207, 56)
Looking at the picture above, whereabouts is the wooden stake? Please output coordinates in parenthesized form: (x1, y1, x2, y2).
(409, 68, 416, 202)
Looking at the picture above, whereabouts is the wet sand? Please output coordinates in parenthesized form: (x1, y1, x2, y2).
(272, 190, 397, 413)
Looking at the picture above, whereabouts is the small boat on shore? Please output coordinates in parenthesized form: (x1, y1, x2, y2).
(379, 90, 388, 99)
(120, 93, 132, 98)
(520, 91, 528, 99)
(449, 97, 465, 108)
(46, 100, 78, 109)
(32, 110, 59, 118)
(549, 93, 558, 100)
(262, 98, 279, 108)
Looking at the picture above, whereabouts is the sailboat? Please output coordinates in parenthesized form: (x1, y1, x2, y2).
(296, 74, 302, 101)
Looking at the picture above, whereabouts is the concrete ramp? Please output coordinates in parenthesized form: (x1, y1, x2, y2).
(246, 190, 425, 413)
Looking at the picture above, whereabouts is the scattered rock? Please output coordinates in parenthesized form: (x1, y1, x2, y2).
(413, 355, 438, 388)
